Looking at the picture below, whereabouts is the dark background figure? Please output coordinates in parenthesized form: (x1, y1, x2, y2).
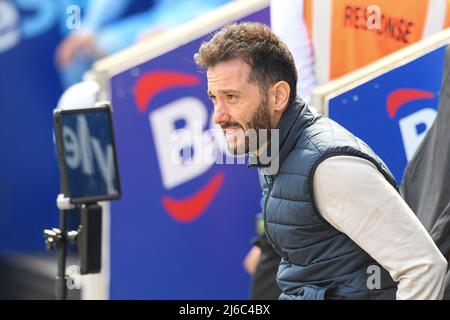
(244, 205, 281, 299)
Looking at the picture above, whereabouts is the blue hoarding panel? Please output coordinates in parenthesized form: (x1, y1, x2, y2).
(0, 1, 66, 252)
(328, 46, 446, 183)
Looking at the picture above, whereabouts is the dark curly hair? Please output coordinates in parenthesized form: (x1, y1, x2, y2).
(194, 22, 297, 105)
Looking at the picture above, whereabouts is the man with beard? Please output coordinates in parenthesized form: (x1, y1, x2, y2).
(194, 22, 447, 300)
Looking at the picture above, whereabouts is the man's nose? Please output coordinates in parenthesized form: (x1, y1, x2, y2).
(212, 101, 230, 124)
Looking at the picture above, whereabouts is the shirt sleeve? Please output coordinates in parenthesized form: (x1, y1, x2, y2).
(312, 155, 448, 300)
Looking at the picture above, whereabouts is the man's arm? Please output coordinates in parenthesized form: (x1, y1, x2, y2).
(312, 155, 447, 300)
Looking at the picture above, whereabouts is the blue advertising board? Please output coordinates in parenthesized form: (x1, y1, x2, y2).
(327, 45, 447, 183)
(0, 1, 70, 252)
(109, 8, 270, 298)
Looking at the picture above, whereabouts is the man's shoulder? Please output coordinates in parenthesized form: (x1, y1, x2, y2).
(293, 113, 359, 154)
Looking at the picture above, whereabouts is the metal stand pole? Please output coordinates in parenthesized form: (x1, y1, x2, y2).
(44, 195, 76, 300)
(44, 195, 102, 299)
(55, 209, 68, 300)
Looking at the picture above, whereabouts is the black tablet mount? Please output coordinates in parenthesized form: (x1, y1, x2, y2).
(44, 194, 102, 300)
(45, 103, 120, 300)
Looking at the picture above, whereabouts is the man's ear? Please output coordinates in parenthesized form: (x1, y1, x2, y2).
(270, 81, 290, 113)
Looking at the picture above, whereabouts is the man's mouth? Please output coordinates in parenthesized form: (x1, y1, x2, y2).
(222, 126, 244, 142)
(224, 127, 241, 134)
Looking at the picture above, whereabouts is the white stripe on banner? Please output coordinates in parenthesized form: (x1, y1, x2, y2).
(313, 0, 332, 83)
(423, 0, 447, 38)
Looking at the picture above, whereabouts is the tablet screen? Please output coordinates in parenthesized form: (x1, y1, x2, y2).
(55, 105, 121, 203)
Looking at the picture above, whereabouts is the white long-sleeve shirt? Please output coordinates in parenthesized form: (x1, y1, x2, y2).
(313, 155, 448, 300)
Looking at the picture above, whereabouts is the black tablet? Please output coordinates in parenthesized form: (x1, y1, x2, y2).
(53, 103, 121, 204)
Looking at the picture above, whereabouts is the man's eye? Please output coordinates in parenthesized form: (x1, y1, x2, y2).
(227, 95, 237, 102)
(209, 96, 216, 103)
